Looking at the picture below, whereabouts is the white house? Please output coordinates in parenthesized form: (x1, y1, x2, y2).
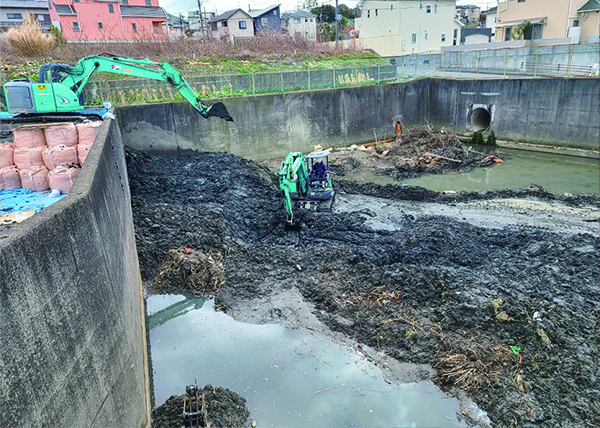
(0, 0, 50, 32)
(484, 6, 497, 37)
(281, 10, 317, 41)
(208, 8, 254, 42)
(355, 0, 458, 56)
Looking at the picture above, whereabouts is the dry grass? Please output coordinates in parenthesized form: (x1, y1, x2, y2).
(152, 247, 224, 296)
(5, 16, 55, 57)
(436, 336, 520, 391)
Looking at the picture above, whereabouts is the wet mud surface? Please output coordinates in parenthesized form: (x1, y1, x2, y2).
(128, 151, 600, 428)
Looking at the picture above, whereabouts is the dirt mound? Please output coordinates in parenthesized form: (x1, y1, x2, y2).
(128, 150, 599, 428)
(152, 247, 224, 296)
(152, 385, 251, 428)
(328, 126, 496, 180)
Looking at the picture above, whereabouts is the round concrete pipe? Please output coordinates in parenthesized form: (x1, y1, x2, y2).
(470, 108, 491, 132)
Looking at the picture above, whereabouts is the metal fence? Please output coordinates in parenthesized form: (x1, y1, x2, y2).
(84, 61, 400, 106)
(388, 42, 600, 79)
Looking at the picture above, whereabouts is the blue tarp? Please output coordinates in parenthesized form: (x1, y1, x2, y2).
(0, 188, 66, 214)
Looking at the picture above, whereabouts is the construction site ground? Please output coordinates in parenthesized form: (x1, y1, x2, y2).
(127, 147, 600, 428)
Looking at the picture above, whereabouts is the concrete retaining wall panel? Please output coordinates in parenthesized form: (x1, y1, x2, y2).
(0, 118, 149, 428)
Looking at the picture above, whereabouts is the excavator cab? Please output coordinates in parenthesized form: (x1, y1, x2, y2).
(306, 151, 334, 201)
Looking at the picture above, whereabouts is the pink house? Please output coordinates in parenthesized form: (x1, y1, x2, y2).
(47, 0, 168, 41)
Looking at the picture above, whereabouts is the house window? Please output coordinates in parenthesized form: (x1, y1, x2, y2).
(411, 33, 417, 43)
(261, 17, 268, 25)
(517, 0, 525, 2)
(6, 13, 22, 19)
(108, 4, 114, 13)
(425, 31, 428, 40)
(73, 0, 79, 3)
(504, 27, 511, 40)
(98, 22, 103, 29)
(295, 18, 301, 23)
(309, 18, 313, 22)
(122, 0, 128, 4)
(273, 10, 276, 15)
(391, 4, 393, 10)
(239, 20, 247, 29)
(375, 8, 378, 16)
(434, 4, 437, 13)
(145, 0, 151, 5)
(441, 32, 446, 41)
(305, 18, 308, 22)
(367, 10, 370, 18)
(73, 21, 80, 32)
(420, 2, 423, 9)
(426, 4, 431, 13)
(222, 21, 227, 27)
(573, 19, 580, 27)
(132, 23, 137, 32)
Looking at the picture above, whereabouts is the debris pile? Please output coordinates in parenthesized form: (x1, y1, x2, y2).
(152, 385, 251, 428)
(152, 247, 224, 296)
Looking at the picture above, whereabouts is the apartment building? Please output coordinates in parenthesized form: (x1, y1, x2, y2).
(355, 0, 457, 56)
(496, 0, 599, 43)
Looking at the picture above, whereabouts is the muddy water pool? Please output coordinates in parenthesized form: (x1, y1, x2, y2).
(148, 295, 467, 428)
(344, 148, 599, 194)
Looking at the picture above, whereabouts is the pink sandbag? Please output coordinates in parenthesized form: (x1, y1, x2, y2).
(77, 144, 92, 165)
(0, 143, 14, 167)
(13, 146, 45, 170)
(13, 128, 46, 148)
(42, 145, 79, 170)
(76, 121, 102, 145)
(49, 166, 80, 194)
(0, 166, 21, 190)
(44, 123, 78, 147)
(19, 165, 49, 191)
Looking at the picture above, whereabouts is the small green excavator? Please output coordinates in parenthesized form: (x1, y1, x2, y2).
(279, 150, 334, 225)
(3, 54, 233, 121)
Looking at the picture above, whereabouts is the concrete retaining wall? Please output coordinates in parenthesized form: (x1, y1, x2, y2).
(0, 117, 150, 427)
(117, 77, 599, 156)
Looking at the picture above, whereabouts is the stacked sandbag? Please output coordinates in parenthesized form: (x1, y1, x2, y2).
(49, 166, 80, 194)
(0, 166, 21, 190)
(14, 146, 45, 170)
(43, 145, 79, 170)
(13, 127, 46, 148)
(77, 144, 92, 165)
(76, 121, 102, 145)
(19, 165, 49, 191)
(0, 143, 14, 168)
(45, 123, 78, 147)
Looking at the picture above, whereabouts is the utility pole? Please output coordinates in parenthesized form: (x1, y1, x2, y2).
(197, 0, 204, 36)
(335, 0, 339, 46)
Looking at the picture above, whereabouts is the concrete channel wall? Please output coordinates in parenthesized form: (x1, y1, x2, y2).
(117, 77, 599, 156)
(0, 118, 150, 427)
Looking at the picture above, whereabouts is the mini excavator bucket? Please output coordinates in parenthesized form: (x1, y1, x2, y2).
(206, 102, 234, 122)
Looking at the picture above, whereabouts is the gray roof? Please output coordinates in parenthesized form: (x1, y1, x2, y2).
(578, 0, 600, 12)
(248, 4, 280, 18)
(484, 6, 497, 14)
(0, 0, 47, 8)
(120, 6, 166, 18)
(209, 8, 250, 22)
(55, 4, 77, 15)
(282, 10, 315, 19)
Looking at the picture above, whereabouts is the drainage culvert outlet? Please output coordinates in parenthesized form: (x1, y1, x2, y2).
(469, 106, 492, 132)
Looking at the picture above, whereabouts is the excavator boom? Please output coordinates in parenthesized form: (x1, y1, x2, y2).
(3, 55, 233, 121)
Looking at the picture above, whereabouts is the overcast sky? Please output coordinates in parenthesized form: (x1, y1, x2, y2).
(161, 0, 498, 18)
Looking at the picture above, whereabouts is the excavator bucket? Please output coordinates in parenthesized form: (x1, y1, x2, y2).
(207, 102, 234, 122)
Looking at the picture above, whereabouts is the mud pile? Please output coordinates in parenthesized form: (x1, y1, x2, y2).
(327, 126, 496, 180)
(151, 385, 251, 428)
(128, 150, 599, 428)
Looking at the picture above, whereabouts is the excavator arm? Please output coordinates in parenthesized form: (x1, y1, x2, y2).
(278, 152, 309, 225)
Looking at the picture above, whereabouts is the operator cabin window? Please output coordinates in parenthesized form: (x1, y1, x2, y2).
(239, 20, 247, 29)
(73, 21, 80, 32)
(411, 33, 417, 43)
(441, 32, 446, 41)
(108, 3, 114, 13)
(132, 23, 137, 33)
(427, 4, 431, 13)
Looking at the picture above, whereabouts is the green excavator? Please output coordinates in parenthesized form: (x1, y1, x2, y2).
(279, 150, 334, 225)
(2, 54, 233, 121)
